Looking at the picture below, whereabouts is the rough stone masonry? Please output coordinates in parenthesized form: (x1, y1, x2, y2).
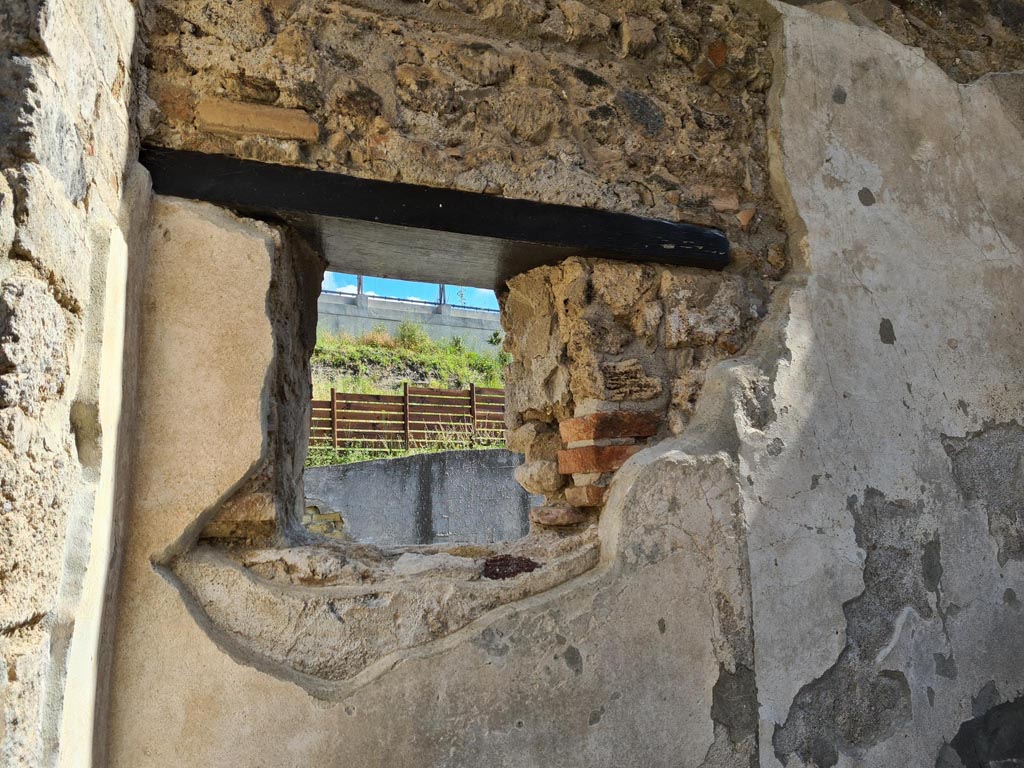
(1, 0, 1023, 767)
(0, 1, 143, 765)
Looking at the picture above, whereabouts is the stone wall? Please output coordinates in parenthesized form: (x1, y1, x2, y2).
(0, 1, 144, 766)
(501, 257, 768, 523)
(141, 0, 789, 277)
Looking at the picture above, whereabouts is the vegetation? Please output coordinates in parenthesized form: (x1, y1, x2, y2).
(306, 429, 505, 468)
(307, 321, 508, 467)
(311, 320, 509, 399)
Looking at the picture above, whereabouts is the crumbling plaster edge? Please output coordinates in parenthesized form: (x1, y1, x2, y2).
(132, 199, 614, 701)
(144, 197, 284, 567)
(590, 0, 828, 757)
(157, 542, 616, 702)
(709, 3, 1024, 764)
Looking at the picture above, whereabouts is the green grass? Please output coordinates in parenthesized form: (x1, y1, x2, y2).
(307, 321, 508, 467)
(306, 426, 506, 468)
(311, 321, 508, 399)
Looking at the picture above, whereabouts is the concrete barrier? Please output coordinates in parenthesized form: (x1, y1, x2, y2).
(318, 292, 501, 352)
(303, 449, 537, 546)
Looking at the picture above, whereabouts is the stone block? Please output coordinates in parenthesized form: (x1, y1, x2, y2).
(0, 278, 69, 414)
(0, 57, 88, 202)
(0, 0, 45, 52)
(707, 38, 728, 68)
(196, 97, 319, 141)
(559, 0, 611, 42)
(564, 484, 607, 508)
(150, 81, 195, 124)
(529, 502, 590, 526)
(268, 0, 301, 16)
(557, 444, 643, 474)
(10, 164, 90, 311)
(559, 409, 660, 442)
(514, 459, 565, 494)
(620, 16, 657, 57)
(662, 272, 750, 351)
(0, 174, 13, 259)
(632, 300, 663, 340)
(736, 207, 756, 227)
(590, 260, 656, 316)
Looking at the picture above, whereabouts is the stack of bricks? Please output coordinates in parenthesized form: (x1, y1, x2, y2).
(528, 410, 660, 527)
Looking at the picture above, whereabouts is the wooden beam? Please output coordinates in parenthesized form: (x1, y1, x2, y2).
(140, 146, 729, 286)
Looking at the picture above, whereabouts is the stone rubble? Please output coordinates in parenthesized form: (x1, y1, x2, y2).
(501, 256, 766, 525)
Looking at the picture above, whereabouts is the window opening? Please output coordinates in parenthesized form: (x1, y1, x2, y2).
(304, 272, 533, 547)
(140, 146, 733, 690)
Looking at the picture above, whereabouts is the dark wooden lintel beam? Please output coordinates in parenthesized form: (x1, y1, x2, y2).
(140, 146, 729, 282)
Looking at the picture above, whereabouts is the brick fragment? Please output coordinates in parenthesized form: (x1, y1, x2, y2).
(736, 206, 756, 227)
(557, 444, 643, 474)
(564, 485, 607, 508)
(707, 39, 727, 68)
(559, 410, 660, 442)
(196, 97, 319, 141)
(529, 503, 591, 527)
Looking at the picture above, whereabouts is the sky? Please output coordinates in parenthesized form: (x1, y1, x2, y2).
(321, 271, 499, 310)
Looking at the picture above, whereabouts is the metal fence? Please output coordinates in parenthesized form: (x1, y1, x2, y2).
(310, 384, 505, 451)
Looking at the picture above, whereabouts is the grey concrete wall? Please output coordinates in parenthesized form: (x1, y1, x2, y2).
(304, 450, 536, 546)
(318, 292, 501, 352)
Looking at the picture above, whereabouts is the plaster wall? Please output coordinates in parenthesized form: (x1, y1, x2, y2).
(745, 6, 1024, 765)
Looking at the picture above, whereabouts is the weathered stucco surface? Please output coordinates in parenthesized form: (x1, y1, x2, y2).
(745, 4, 1024, 765)
(105, 196, 754, 765)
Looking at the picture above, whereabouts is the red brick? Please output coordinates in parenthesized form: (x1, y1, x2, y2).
(196, 97, 319, 141)
(529, 504, 590, 527)
(559, 410, 660, 443)
(557, 444, 643, 474)
(707, 39, 727, 68)
(564, 485, 607, 508)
